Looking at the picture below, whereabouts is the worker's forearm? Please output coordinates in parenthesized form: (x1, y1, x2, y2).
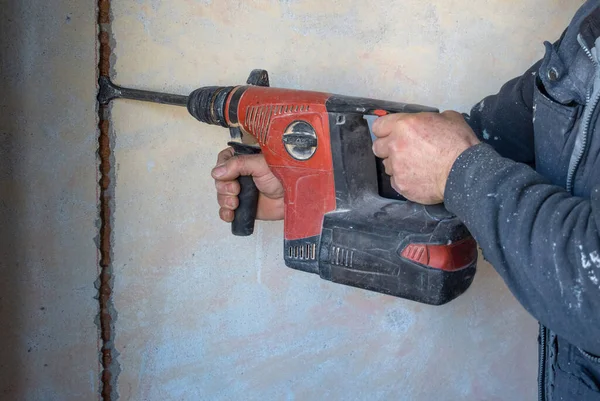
(445, 143, 600, 355)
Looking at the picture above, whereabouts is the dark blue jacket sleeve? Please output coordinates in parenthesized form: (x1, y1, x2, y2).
(445, 144, 600, 355)
(463, 60, 541, 165)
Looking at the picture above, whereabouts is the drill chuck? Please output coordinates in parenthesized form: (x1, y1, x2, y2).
(187, 86, 234, 127)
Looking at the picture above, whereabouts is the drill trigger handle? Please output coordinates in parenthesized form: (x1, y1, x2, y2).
(227, 142, 262, 236)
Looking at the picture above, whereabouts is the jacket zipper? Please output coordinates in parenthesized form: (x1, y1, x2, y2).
(567, 35, 600, 192)
(538, 324, 547, 401)
(578, 347, 600, 363)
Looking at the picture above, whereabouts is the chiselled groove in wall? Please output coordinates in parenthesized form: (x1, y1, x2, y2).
(97, 0, 119, 400)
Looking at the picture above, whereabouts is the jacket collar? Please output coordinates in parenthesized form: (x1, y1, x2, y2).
(580, 6, 600, 50)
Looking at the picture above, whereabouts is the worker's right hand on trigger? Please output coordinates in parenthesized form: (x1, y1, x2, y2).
(211, 147, 285, 222)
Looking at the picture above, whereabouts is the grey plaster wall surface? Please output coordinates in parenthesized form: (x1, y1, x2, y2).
(0, 0, 587, 400)
(0, 1, 99, 400)
(108, 1, 584, 400)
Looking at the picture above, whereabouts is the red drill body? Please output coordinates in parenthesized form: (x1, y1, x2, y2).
(99, 70, 478, 305)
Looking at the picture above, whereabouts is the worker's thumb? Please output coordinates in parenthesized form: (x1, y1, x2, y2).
(211, 154, 270, 180)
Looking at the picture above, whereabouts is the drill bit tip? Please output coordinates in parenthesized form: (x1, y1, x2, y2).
(96, 76, 188, 107)
(97, 76, 122, 105)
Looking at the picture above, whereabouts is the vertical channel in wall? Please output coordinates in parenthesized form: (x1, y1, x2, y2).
(97, 0, 120, 399)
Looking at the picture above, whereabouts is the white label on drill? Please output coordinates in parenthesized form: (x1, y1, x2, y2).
(363, 115, 378, 142)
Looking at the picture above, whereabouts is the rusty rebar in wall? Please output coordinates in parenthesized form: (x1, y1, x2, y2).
(97, 0, 117, 399)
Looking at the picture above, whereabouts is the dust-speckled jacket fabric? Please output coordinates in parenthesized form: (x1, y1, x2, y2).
(447, 1, 600, 400)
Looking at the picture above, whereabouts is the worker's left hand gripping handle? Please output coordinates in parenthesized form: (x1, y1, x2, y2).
(228, 142, 262, 236)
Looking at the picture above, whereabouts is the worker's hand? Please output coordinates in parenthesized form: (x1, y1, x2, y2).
(372, 111, 480, 204)
(211, 147, 285, 222)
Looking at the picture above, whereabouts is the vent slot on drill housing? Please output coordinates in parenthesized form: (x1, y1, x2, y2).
(330, 246, 354, 267)
(288, 242, 317, 261)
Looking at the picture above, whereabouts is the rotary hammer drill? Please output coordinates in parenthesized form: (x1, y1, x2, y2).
(98, 69, 477, 305)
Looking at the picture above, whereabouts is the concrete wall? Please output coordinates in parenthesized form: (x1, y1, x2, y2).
(0, 1, 99, 400)
(108, 1, 583, 400)
(0, 0, 585, 400)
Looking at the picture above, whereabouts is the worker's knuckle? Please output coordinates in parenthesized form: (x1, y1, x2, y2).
(228, 181, 240, 195)
(215, 180, 227, 192)
(372, 141, 382, 155)
(249, 154, 266, 172)
(238, 156, 253, 175)
(380, 115, 393, 124)
(391, 179, 405, 193)
(389, 139, 401, 153)
(229, 155, 243, 172)
(392, 158, 404, 173)
(372, 118, 382, 131)
(219, 208, 233, 222)
(215, 180, 235, 195)
(218, 194, 238, 209)
(217, 149, 227, 160)
(389, 114, 403, 124)
(402, 114, 418, 126)
(217, 147, 233, 163)
(442, 110, 460, 119)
